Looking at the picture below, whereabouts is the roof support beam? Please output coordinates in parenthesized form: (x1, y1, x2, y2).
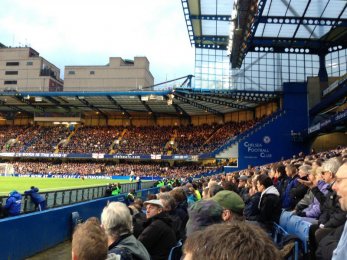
(258, 16, 347, 27)
(76, 96, 108, 119)
(249, 37, 346, 54)
(13, 95, 45, 113)
(177, 92, 250, 110)
(138, 97, 157, 120)
(189, 15, 231, 21)
(106, 96, 131, 118)
(0, 100, 31, 115)
(173, 93, 224, 117)
(44, 96, 71, 112)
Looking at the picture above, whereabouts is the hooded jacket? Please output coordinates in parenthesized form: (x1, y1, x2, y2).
(4, 191, 22, 216)
(24, 187, 45, 205)
(138, 212, 176, 260)
(108, 233, 150, 260)
(258, 186, 281, 227)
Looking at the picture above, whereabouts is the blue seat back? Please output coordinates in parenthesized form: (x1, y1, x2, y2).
(295, 220, 311, 253)
(279, 210, 293, 229)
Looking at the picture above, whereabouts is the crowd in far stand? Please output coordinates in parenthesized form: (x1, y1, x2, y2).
(0, 119, 263, 155)
(11, 161, 210, 178)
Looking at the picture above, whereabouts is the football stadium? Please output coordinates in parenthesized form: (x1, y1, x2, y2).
(0, 0, 347, 259)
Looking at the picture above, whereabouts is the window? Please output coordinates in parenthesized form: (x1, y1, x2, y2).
(68, 71, 75, 75)
(6, 62, 19, 66)
(27, 61, 33, 66)
(5, 71, 18, 75)
(90, 71, 95, 75)
(4, 80, 17, 85)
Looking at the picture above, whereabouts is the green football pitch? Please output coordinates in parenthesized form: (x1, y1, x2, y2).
(0, 177, 130, 196)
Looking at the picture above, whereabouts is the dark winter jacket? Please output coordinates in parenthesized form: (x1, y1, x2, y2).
(244, 192, 261, 220)
(4, 191, 22, 216)
(316, 223, 345, 260)
(258, 186, 281, 228)
(138, 212, 176, 260)
(290, 176, 309, 209)
(282, 175, 299, 210)
(108, 233, 150, 260)
(24, 187, 45, 205)
(312, 182, 347, 228)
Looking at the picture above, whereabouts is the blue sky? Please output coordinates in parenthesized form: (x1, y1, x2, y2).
(0, 0, 195, 84)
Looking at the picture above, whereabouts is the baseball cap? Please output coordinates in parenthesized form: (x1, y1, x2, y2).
(143, 199, 164, 208)
(211, 190, 245, 215)
(238, 175, 248, 181)
(186, 199, 223, 236)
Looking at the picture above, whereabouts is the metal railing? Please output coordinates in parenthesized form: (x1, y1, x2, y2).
(0, 180, 157, 216)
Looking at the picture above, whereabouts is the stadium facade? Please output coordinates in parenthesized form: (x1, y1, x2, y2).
(0, 44, 64, 92)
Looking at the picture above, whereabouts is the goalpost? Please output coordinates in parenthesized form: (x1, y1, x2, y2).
(0, 163, 15, 176)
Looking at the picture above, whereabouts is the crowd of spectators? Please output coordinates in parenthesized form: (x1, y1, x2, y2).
(0, 119, 262, 155)
(59, 126, 121, 154)
(11, 161, 212, 178)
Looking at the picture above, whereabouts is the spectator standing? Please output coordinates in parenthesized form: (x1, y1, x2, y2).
(24, 186, 46, 211)
(3, 190, 21, 217)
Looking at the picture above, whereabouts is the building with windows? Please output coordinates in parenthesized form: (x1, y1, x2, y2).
(0, 43, 63, 92)
(63, 56, 154, 92)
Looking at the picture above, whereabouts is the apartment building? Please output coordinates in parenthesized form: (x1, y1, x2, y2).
(0, 43, 63, 92)
(64, 56, 154, 91)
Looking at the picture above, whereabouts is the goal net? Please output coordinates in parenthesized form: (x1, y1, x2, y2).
(0, 163, 15, 176)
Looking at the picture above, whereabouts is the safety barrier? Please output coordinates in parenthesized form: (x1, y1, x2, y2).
(0, 187, 159, 260)
(0, 180, 156, 215)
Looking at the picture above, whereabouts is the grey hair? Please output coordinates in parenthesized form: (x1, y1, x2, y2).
(299, 165, 312, 175)
(101, 202, 133, 239)
(322, 157, 342, 177)
(158, 192, 176, 211)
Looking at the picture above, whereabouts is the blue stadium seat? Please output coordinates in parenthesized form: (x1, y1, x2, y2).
(279, 210, 293, 229)
(295, 219, 311, 254)
(272, 223, 299, 260)
(287, 215, 302, 234)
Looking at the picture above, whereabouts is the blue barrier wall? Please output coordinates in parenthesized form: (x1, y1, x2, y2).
(226, 82, 309, 171)
(0, 187, 159, 260)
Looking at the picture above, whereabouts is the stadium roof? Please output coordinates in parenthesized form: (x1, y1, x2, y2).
(182, 0, 347, 68)
(0, 88, 280, 119)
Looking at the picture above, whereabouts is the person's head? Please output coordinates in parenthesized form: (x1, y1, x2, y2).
(101, 202, 133, 245)
(209, 184, 224, 197)
(238, 175, 248, 188)
(144, 199, 164, 219)
(183, 222, 281, 260)
(321, 157, 341, 183)
(285, 164, 297, 177)
(186, 199, 223, 236)
(158, 192, 176, 212)
(298, 165, 312, 178)
(170, 187, 187, 204)
(72, 220, 108, 260)
(333, 163, 347, 211)
(256, 174, 273, 193)
(211, 190, 244, 222)
(275, 164, 286, 178)
(202, 187, 210, 199)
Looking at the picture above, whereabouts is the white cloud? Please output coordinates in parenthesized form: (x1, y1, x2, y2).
(0, 0, 195, 84)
